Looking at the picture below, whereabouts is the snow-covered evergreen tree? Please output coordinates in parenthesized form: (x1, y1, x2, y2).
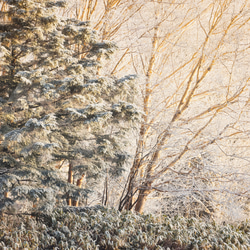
(0, 0, 140, 214)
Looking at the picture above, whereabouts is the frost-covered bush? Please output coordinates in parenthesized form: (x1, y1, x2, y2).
(0, 206, 249, 249)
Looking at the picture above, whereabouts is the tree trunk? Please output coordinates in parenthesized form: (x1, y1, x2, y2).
(134, 188, 152, 213)
(67, 163, 73, 206)
(102, 170, 109, 206)
(118, 163, 139, 211)
(72, 200, 78, 207)
(67, 197, 72, 206)
(68, 163, 73, 184)
(73, 174, 85, 207)
(119, 24, 159, 212)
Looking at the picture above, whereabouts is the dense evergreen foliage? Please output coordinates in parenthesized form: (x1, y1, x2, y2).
(0, 0, 139, 214)
(0, 206, 249, 249)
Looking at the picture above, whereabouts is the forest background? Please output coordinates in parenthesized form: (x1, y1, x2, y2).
(0, 0, 249, 223)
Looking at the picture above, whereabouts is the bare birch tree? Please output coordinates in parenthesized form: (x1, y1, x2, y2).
(117, 0, 250, 214)
(68, 0, 250, 217)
